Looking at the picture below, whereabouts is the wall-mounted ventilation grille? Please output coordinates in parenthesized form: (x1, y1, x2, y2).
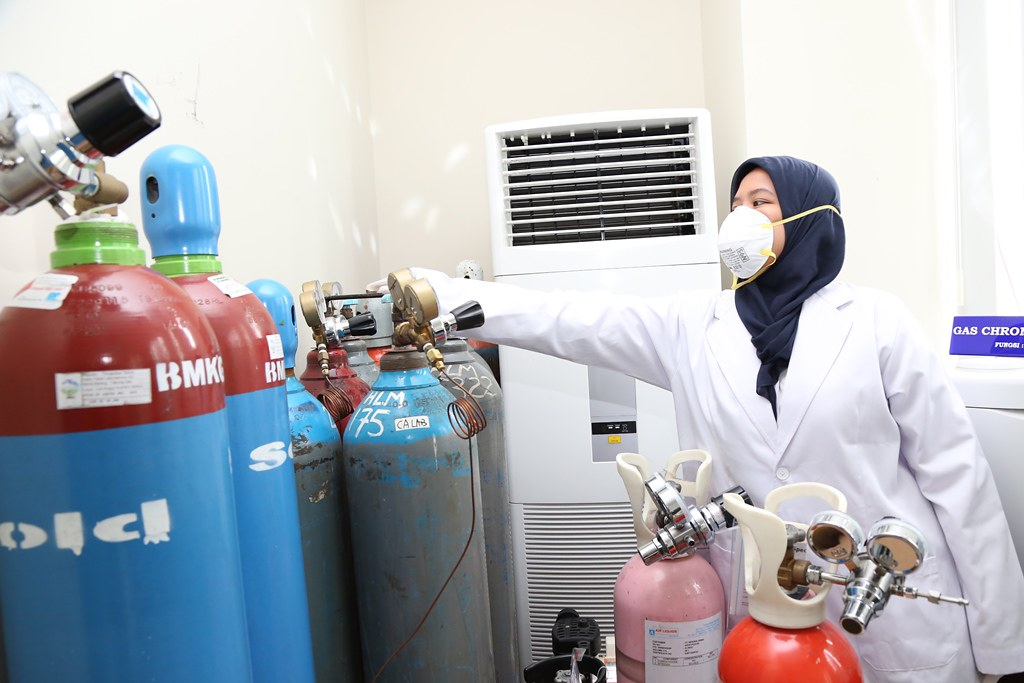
(522, 502, 635, 658)
(499, 122, 699, 247)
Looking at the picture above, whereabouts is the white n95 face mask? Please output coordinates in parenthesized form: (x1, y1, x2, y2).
(717, 204, 841, 288)
(718, 205, 776, 281)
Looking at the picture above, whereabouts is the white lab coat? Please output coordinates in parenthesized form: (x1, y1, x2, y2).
(416, 268, 1024, 682)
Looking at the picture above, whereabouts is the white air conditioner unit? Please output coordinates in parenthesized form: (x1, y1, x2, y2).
(483, 108, 721, 668)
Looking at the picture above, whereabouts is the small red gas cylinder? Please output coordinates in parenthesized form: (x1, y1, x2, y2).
(717, 483, 863, 683)
(719, 617, 861, 683)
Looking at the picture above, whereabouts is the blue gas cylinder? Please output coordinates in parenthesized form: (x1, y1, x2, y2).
(0, 214, 251, 682)
(343, 349, 495, 680)
(140, 145, 314, 683)
(249, 278, 364, 683)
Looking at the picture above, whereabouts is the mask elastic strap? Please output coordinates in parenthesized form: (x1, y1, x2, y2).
(768, 204, 841, 228)
(731, 249, 777, 290)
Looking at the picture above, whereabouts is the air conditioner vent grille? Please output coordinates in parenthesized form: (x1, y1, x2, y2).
(500, 123, 700, 246)
(521, 502, 635, 659)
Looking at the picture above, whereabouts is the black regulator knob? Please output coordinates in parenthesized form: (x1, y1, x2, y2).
(712, 485, 752, 528)
(451, 301, 485, 331)
(67, 71, 162, 156)
(347, 312, 377, 337)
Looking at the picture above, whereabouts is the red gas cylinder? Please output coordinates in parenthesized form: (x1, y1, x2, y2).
(300, 347, 370, 433)
(717, 483, 863, 683)
(367, 345, 390, 365)
(719, 617, 861, 683)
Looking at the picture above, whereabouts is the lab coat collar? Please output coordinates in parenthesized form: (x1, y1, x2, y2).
(709, 281, 855, 456)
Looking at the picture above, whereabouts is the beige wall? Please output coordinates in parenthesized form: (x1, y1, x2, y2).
(364, 0, 708, 281)
(0, 0, 380, 367)
(724, 1, 957, 346)
(0, 0, 957, 352)
(366, 0, 957, 349)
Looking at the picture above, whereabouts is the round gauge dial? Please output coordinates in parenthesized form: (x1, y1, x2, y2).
(299, 288, 327, 330)
(0, 73, 59, 118)
(807, 510, 865, 564)
(387, 269, 414, 311)
(866, 518, 927, 575)
(405, 280, 438, 326)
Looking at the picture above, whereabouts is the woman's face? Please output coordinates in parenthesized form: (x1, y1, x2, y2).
(731, 167, 786, 257)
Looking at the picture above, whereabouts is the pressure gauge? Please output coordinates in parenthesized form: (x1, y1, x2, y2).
(807, 510, 865, 564)
(387, 268, 415, 312)
(299, 280, 328, 331)
(322, 281, 344, 317)
(0, 73, 59, 118)
(644, 472, 687, 527)
(404, 279, 439, 326)
(866, 517, 926, 575)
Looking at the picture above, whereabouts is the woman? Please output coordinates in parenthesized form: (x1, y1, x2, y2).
(408, 156, 1024, 681)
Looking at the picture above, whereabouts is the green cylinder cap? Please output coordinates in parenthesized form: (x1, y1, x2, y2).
(50, 217, 146, 268)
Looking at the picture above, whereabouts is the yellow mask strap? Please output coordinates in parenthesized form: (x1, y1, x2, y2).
(731, 249, 778, 290)
(761, 204, 841, 229)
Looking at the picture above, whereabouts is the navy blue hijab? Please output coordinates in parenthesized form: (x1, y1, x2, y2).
(729, 156, 846, 419)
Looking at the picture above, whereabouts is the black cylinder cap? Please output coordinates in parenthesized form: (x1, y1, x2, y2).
(347, 312, 377, 337)
(451, 301, 485, 331)
(67, 71, 162, 156)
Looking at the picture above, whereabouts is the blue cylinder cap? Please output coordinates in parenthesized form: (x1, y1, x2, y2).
(247, 279, 299, 370)
(140, 144, 221, 257)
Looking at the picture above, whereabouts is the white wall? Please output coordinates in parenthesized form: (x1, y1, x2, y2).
(0, 0, 379, 368)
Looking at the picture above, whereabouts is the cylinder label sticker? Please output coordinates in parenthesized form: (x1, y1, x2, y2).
(207, 274, 252, 298)
(55, 369, 152, 410)
(266, 334, 284, 360)
(644, 613, 722, 682)
(7, 273, 79, 310)
(394, 415, 430, 431)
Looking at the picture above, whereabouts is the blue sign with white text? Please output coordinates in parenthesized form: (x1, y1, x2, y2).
(949, 316, 1024, 357)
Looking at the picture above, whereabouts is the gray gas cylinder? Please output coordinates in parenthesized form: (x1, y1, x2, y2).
(436, 337, 517, 683)
(342, 349, 494, 681)
(340, 337, 380, 387)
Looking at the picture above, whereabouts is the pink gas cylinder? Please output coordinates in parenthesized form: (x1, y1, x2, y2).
(717, 483, 863, 683)
(614, 450, 734, 683)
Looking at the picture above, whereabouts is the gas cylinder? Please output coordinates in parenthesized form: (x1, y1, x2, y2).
(0, 212, 252, 681)
(140, 145, 315, 683)
(340, 335, 380, 386)
(300, 347, 368, 433)
(339, 297, 380, 386)
(249, 278, 364, 683)
(436, 336, 517, 683)
(296, 283, 373, 435)
(343, 349, 495, 680)
(717, 484, 862, 683)
(0, 612, 6, 683)
(613, 451, 727, 683)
